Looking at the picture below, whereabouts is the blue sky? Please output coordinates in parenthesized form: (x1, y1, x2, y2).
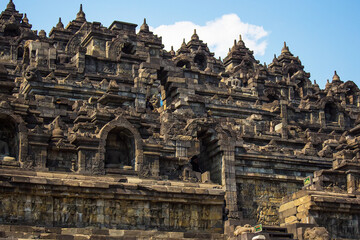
(2, 0, 360, 89)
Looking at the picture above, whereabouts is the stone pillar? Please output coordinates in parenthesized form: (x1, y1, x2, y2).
(281, 88, 287, 99)
(219, 137, 241, 234)
(347, 173, 356, 194)
(77, 149, 86, 174)
(340, 93, 346, 106)
(280, 100, 288, 139)
(10, 44, 15, 61)
(288, 87, 294, 100)
(48, 48, 57, 70)
(75, 47, 86, 73)
(338, 113, 345, 128)
(310, 112, 315, 124)
(319, 110, 326, 127)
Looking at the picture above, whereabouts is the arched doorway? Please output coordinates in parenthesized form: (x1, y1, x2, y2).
(105, 127, 135, 169)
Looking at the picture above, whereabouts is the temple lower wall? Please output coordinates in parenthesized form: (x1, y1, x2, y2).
(0, 169, 224, 233)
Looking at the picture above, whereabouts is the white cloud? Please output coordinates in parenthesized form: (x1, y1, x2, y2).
(150, 14, 269, 58)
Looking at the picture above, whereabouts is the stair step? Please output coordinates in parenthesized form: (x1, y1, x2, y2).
(268, 232, 293, 238)
(262, 226, 288, 233)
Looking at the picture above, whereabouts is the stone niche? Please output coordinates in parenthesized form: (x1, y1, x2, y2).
(0, 114, 18, 161)
(105, 127, 135, 170)
(324, 102, 337, 123)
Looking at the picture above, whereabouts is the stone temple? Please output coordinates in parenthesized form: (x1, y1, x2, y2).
(0, 1, 359, 239)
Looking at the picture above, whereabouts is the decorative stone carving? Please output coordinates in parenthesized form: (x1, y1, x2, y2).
(304, 227, 330, 240)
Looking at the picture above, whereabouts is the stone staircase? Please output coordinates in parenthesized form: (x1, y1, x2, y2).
(0, 225, 225, 240)
(261, 226, 294, 240)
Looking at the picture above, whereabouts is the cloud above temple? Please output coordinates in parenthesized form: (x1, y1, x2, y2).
(150, 14, 269, 58)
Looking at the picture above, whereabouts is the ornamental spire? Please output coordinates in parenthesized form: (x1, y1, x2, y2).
(140, 18, 149, 32)
(332, 70, 340, 82)
(76, 4, 86, 22)
(6, 0, 16, 11)
(191, 29, 199, 41)
(281, 41, 290, 54)
(56, 17, 64, 29)
(22, 13, 29, 24)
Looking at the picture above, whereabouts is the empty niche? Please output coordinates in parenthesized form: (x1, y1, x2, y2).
(324, 102, 337, 122)
(267, 93, 278, 103)
(17, 46, 24, 60)
(0, 115, 18, 161)
(105, 127, 135, 169)
(121, 42, 135, 55)
(176, 60, 191, 69)
(194, 54, 206, 71)
(265, 89, 279, 103)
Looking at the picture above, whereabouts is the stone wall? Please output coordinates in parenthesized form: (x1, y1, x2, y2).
(234, 151, 331, 225)
(236, 178, 301, 225)
(0, 169, 224, 233)
(279, 149, 360, 239)
(1, 195, 222, 231)
(279, 191, 360, 239)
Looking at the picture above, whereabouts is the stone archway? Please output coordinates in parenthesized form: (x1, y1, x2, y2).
(0, 110, 28, 167)
(0, 115, 17, 160)
(105, 127, 135, 169)
(108, 37, 136, 60)
(98, 116, 143, 172)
